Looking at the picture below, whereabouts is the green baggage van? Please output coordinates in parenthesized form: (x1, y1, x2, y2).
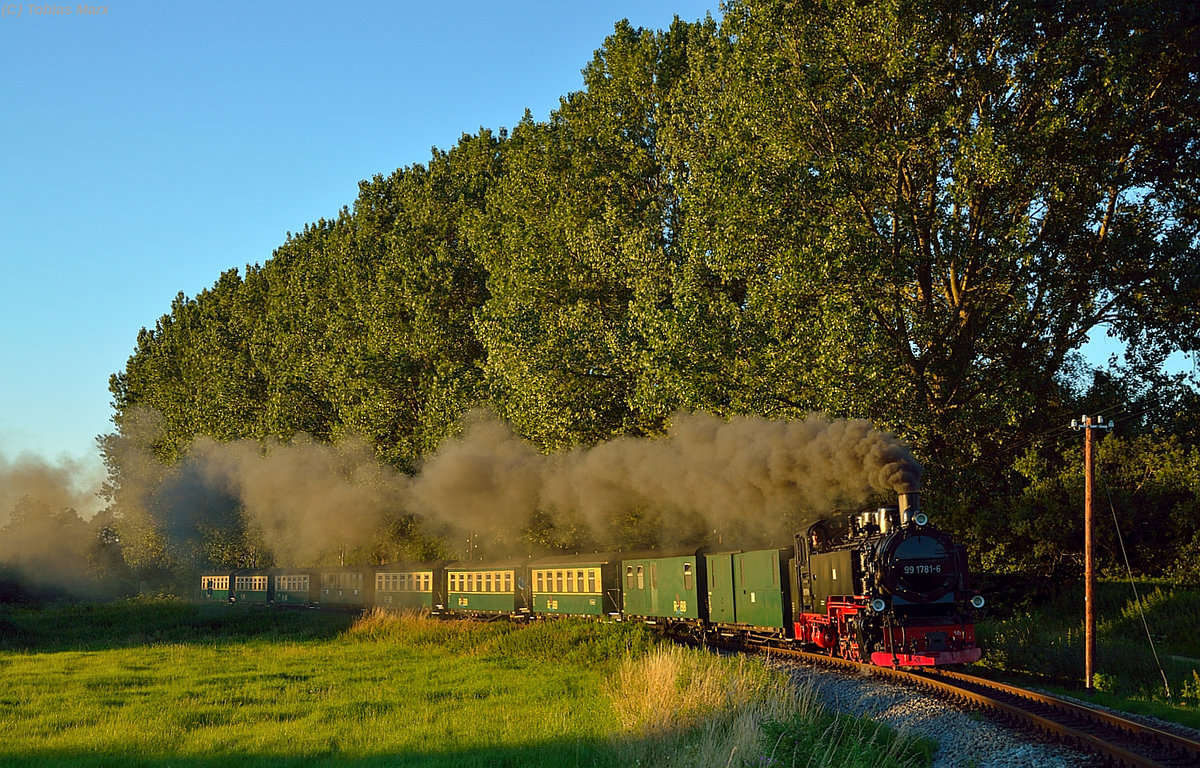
(620, 550, 705, 623)
(705, 548, 791, 633)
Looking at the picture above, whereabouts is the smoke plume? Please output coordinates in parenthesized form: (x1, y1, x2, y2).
(0, 448, 110, 598)
(108, 408, 922, 568)
(409, 410, 922, 549)
(182, 434, 409, 567)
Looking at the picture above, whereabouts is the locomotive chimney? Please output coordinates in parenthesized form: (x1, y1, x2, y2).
(898, 491, 920, 516)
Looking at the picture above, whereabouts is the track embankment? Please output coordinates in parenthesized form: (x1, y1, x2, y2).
(741, 642, 1200, 768)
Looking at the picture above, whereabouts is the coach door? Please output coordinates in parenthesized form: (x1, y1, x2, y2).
(705, 552, 736, 624)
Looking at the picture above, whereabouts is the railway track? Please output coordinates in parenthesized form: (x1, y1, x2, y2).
(739, 642, 1200, 768)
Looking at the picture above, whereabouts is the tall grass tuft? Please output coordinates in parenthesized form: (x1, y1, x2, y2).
(605, 645, 928, 768)
(344, 607, 516, 652)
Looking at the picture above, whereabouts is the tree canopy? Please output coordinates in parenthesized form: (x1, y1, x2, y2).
(98, 0, 1199, 586)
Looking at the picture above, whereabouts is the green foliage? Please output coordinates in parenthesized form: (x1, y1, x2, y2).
(976, 581, 1200, 725)
(100, 1, 1200, 580)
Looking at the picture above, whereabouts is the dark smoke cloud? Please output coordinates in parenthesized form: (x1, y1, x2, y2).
(182, 434, 409, 567)
(410, 410, 922, 549)
(110, 408, 922, 567)
(0, 450, 102, 527)
(0, 448, 109, 598)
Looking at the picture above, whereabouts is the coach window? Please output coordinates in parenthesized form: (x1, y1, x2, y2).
(625, 566, 633, 590)
(636, 565, 644, 590)
(556, 571, 564, 593)
(588, 569, 596, 593)
(683, 562, 693, 591)
(567, 570, 575, 593)
(504, 572, 512, 592)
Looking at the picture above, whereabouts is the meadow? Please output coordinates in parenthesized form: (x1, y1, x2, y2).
(0, 601, 930, 768)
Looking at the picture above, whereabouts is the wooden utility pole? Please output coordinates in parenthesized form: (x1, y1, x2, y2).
(1072, 414, 1111, 691)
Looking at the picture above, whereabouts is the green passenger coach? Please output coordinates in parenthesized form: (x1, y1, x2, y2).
(446, 560, 528, 615)
(233, 570, 272, 604)
(273, 568, 318, 606)
(200, 571, 235, 603)
(319, 566, 374, 609)
(374, 562, 446, 611)
(529, 554, 620, 617)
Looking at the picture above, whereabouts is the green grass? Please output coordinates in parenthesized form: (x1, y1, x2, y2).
(0, 601, 931, 767)
(975, 580, 1200, 730)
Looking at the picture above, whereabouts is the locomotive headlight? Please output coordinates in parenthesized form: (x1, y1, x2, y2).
(914, 512, 928, 526)
(870, 598, 887, 613)
(970, 594, 986, 609)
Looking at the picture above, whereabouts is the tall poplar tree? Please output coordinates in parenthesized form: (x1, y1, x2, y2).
(662, 0, 1199, 473)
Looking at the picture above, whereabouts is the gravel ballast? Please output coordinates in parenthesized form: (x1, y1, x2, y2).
(783, 663, 1091, 768)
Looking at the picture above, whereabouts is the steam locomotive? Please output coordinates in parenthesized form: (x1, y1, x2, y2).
(794, 491, 983, 665)
(200, 491, 984, 667)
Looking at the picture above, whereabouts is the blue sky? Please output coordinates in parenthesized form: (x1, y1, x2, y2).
(0, 0, 719, 486)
